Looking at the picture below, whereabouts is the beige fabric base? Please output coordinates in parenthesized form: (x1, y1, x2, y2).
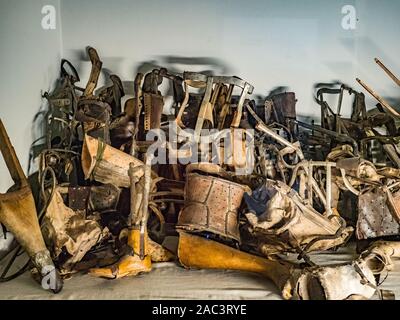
(0, 244, 399, 300)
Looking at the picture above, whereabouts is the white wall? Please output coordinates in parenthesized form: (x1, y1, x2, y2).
(59, 0, 400, 118)
(0, 0, 399, 191)
(0, 0, 62, 192)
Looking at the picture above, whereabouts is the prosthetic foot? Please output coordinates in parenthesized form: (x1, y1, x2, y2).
(89, 227, 152, 279)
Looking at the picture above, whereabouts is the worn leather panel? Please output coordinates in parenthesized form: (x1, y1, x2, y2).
(177, 173, 248, 241)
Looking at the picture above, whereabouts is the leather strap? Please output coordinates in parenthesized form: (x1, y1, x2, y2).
(175, 82, 189, 128)
(193, 77, 214, 141)
(83, 47, 102, 97)
(231, 82, 252, 128)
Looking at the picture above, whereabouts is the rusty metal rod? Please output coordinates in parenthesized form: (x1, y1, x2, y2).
(375, 58, 400, 87)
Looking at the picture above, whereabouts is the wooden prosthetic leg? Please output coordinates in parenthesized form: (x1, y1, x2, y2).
(178, 231, 295, 299)
(89, 226, 152, 279)
(178, 232, 380, 300)
(0, 119, 62, 292)
(89, 157, 172, 279)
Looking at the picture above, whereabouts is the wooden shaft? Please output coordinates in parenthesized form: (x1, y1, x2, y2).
(178, 232, 294, 293)
(356, 78, 400, 118)
(375, 58, 400, 87)
(0, 119, 28, 186)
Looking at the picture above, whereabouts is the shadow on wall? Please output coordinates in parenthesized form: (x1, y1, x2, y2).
(125, 56, 235, 96)
(28, 77, 64, 176)
(65, 47, 239, 96)
(28, 109, 47, 175)
(70, 48, 371, 116)
(31, 47, 364, 172)
(313, 81, 400, 114)
(159, 56, 232, 75)
(266, 86, 290, 99)
(386, 97, 400, 114)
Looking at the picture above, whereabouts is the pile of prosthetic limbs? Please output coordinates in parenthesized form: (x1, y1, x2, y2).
(1, 47, 400, 300)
